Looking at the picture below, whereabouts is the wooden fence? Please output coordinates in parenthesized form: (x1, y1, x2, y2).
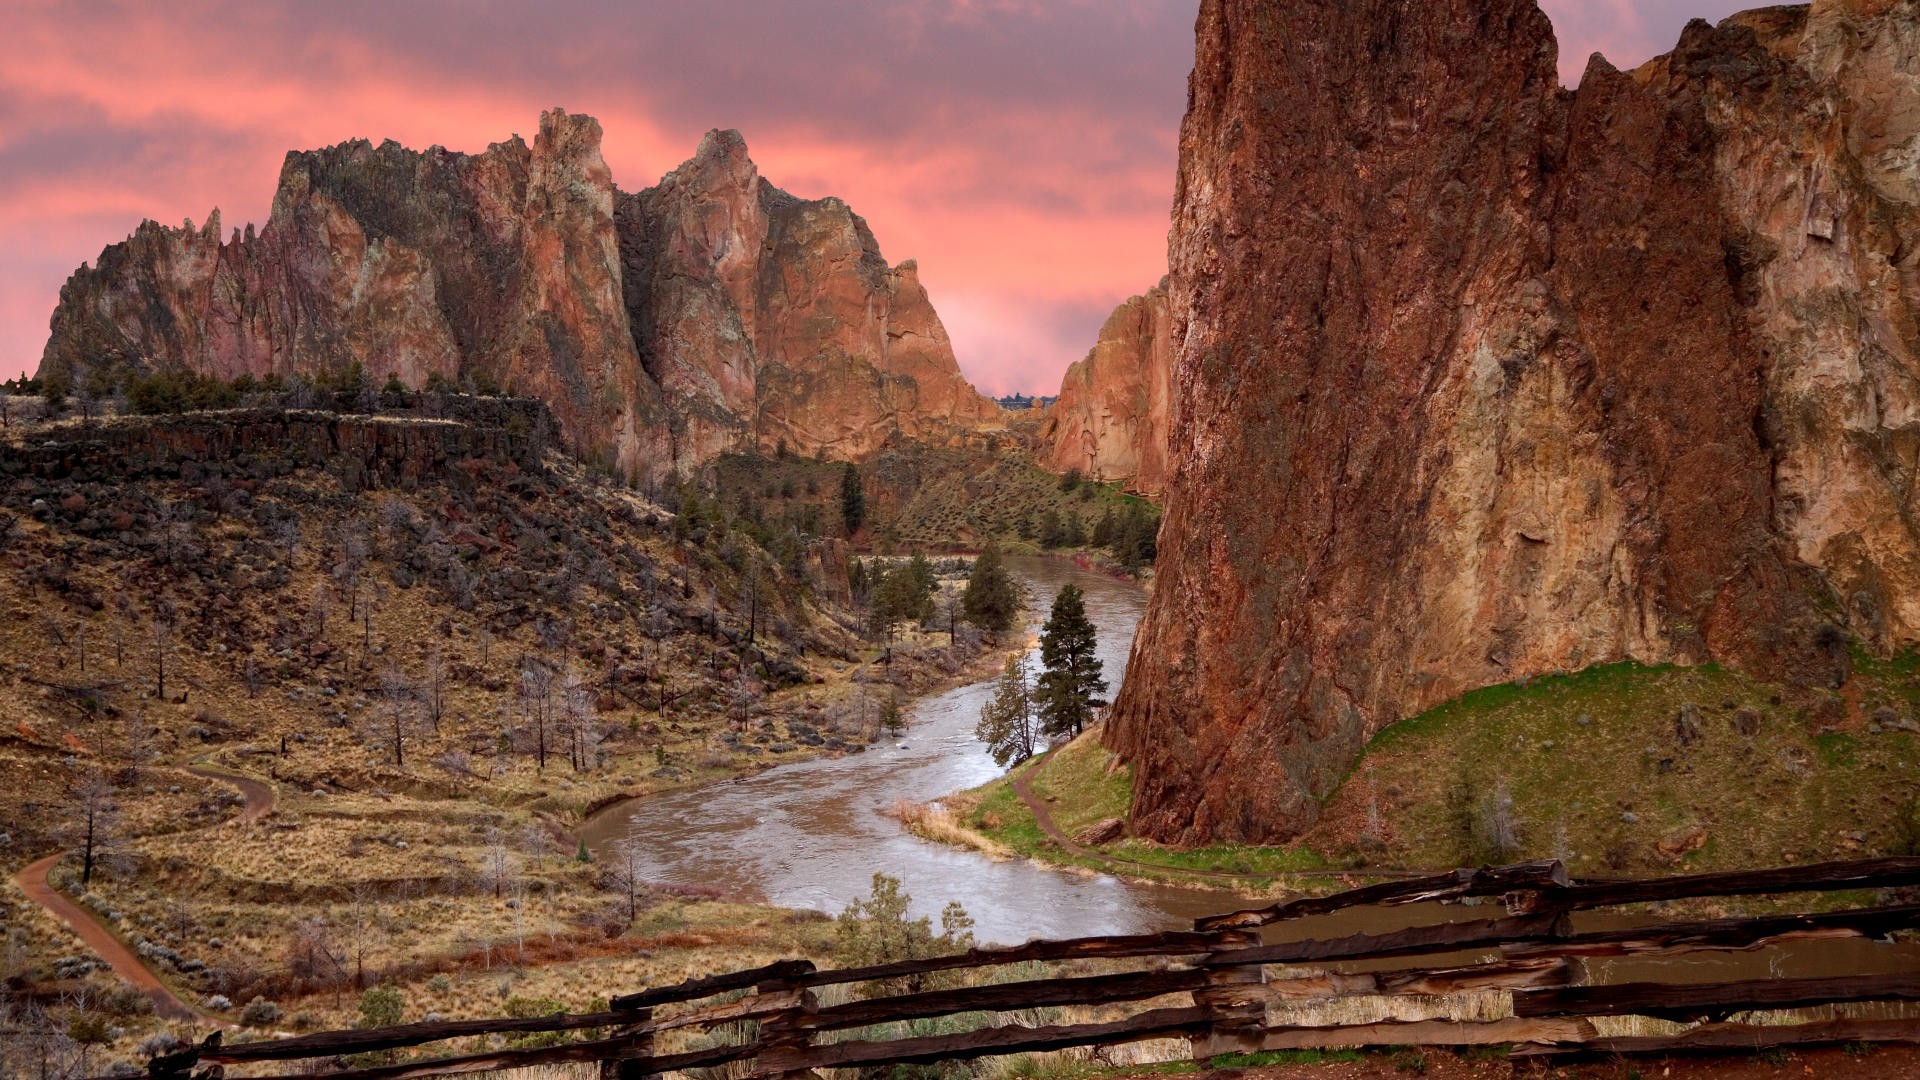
(138, 857, 1920, 1079)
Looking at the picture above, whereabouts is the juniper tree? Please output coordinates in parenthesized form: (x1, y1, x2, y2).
(961, 542, 1019, 633)
(975, 656, 1038, 766)
(1037, 584, 1106, 739)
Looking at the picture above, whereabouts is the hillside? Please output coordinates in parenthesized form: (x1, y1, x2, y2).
(0, 398, 1011, 1055)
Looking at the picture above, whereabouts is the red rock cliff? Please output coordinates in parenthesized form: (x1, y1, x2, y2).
(1042, 279, 1174, 497)
(38, 115, 998, 475)
(1108, 0, 1920, 844)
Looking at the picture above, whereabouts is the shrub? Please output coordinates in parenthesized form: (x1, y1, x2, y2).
(356, 984, 404, 1029)
(240, 996, 283, 1027)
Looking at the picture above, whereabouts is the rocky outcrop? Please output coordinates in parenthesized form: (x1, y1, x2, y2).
(619, 130, 1003, 464)
(38, 114, 998, 476)
(1108, 0, 1920, 844)
(1041, 280, 1174, 497)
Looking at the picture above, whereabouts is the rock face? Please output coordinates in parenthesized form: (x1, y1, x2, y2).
(38, 114, 997, 475)
(1042, 280, 1175, 497)
(618, 130, 1003, 464)
(1108, 0, 1920, 844)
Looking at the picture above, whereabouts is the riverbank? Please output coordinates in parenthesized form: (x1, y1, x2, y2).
(923, 728, 1380, 895)
(934, 656, 1920, 907)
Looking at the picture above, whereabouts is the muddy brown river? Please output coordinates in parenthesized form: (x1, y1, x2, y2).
(583, 557, 1920, 985)
(581, 557, 1233, 943)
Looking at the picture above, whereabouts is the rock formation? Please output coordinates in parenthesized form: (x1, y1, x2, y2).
(618, 130, 1003, 464)
(38, 113, 998, 475)
(1041, 280, 1174, 497)
(1108, 0, 1920, 844)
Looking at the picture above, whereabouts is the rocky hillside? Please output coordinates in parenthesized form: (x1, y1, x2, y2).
(1040, 279, 1174, 498)
(1110, 0, 1920, 844)
(37, 113, 1000, 479)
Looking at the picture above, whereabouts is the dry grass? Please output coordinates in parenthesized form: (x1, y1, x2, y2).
(891, 797, 1015, 859)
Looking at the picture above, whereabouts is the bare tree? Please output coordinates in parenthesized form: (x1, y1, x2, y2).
(478, 829, 519, 900)
(604, 837, 649, 926)
(559, 665, 593, 772)
(333, 524, 369, 622)
(375, 665, 418, 767)
(518, 657, 553, 770)
(64, 775, 120, 888)
(422, 646, 448, 733)
(150, 608, 175, 702)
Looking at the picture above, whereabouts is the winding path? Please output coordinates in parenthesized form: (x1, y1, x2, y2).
(11, 762, 275, 1023)
(1010, 748, 1431, 887)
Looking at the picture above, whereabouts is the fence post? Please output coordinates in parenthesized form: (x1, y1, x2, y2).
(752, 987, 820, 1080)
(1190, 930, 1266, 1061)
(603, 1006, 653, 1080)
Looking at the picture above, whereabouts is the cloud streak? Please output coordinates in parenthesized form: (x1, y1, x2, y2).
(0, 0, 1755, 393)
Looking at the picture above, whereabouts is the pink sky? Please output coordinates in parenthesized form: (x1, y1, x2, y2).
(0, 0, 1751, 394)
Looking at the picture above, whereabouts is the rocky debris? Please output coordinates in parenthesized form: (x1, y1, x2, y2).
(1657, 824, 1711, 862)
(1041, 280, 1173, 497)
(1071, 817, 1127, 846)
(39, 116, 1000, 477)
(1731, 707, 1763, 737)
(1112, 0, 1920, 844)
(1674, 704, 1705, 748)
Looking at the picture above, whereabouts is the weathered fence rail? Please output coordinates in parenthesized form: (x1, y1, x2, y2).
(135, 857, 1920, 1079)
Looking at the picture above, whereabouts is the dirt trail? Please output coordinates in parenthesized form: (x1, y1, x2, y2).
(1011, 749, 1430, 888)
(11, 762, 276, 1024)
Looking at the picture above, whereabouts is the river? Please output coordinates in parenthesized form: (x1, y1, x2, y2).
(581, 557, 1920, 986)
(581, 556, 1237, 943)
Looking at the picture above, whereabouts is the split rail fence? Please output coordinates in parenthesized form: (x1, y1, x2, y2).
(137, 857, 1920, 1079)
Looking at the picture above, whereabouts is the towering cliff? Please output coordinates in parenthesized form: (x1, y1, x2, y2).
(38, 113, 998, 474)
(1041, 280, 1175, 497)
(1108, 0, 1920, 844)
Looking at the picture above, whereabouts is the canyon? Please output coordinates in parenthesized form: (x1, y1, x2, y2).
(36, 114, 1001, 478)
(1108, 0, 1920, 844)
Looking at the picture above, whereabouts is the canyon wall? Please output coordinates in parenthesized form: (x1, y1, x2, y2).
(1042, 280, 1174, 497)
(1108, 0, 1920, 844)
(38, 113, 998, 476)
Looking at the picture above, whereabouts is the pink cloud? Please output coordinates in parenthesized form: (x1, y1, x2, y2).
(0, 1, 1762, 393)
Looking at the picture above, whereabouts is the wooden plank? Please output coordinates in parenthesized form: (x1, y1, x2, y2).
(758, 1004, 1256, 1073)
(1260, 958, 1573, 1001)
(792, 966, 1215, 1032)
(1513, 973, 1920, 1021)
(214, 1031, 752, 1080)
(1203, 857, 1920, 931)
(791, 930, 1227, 991)
(1198, 862, 1569, 931)
(1203, 912, 1573, 968)
(1209, 903, 1920, 971)
(204, 1009, 634, 1063)
(1510, 1018, 1920, 1058)
(1519, 857, 1920, 915)
(1499, 904, 1920, 960)
(1260, 1016, 1596, 1051)
(611, 958, 816, 1010)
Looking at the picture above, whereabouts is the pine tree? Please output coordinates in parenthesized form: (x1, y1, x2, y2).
(840, 462, 866, 539)
(975, 656, 1038, 766)
(880, 691, 906, 738)
(1037, 584, 1107, 739)
(1038, 509, 1064, 548)
(962, 542, 1019, 633)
